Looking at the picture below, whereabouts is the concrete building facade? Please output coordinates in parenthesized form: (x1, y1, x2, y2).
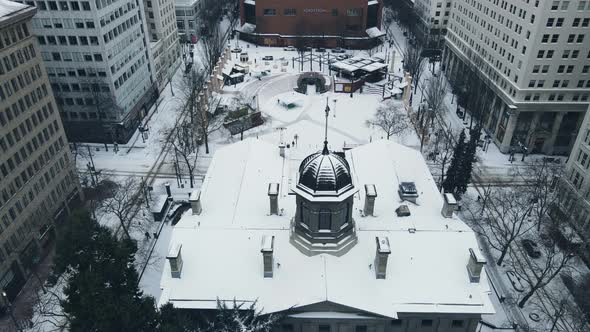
(144, 0, 181, 91)
(0, 0, 81, 301)
(19, 0, 157, 143)
(238, 0, 384, 49)
(174, 0, 200, 43)
(414, 0, 451, 48)
(444, 0, 590, 155)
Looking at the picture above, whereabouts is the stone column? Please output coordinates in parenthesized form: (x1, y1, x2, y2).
(526, 112, 541, 151)
(500, 110, 519, 152)
(544, 112, 566, 155)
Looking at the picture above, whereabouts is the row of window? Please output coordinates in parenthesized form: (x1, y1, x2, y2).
(0, 67, 45, 127)
(51, 82, 109, 94)
(0, 101, 55, 156)
(102, 14, 140, 45)
(33, 17, 93, 30)
(536, 49, 584, 59)
(0, 160, 74, 259)
(551, 0, 590, 10)
(279, 319, 465, 331)
(38, 34, 99, 46)
(262, 8, 362, 17)
(523, 93, 589, 102)
(46, 67, 107, 78)
(26, 0, 91, 11)
(532, 64, 590, 74)
(99, 1, 136, 27)
(0, 43, 36, 77)
(527, 79, 590, 88)
(541, 33, 586, 43)
(0, 22, 30, 51)
(42, 51, 103, 62)
(0, 125, 65, 211)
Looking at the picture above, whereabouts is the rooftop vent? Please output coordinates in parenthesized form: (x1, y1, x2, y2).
(268, 183, 279, 215)
(398, 182, 418, 203)
(166, 243, 183, 278)
(395, 205, 410, 217)
(261, 235, 275, 278)
(442, 193, 457, 218)
(467, 248, 486, 283)
(375, 237, 391, 279)
(363, 184, 377, 216)
(189, 189, 202, 215)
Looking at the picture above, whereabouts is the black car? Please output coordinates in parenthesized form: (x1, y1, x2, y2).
(316, 48, 326, 52)
(262, 55, 274, 61)
(521, 239, 541, 258)
(331, 47, 346, 53)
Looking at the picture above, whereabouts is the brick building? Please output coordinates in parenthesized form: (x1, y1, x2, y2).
(238, 0, 384, 49)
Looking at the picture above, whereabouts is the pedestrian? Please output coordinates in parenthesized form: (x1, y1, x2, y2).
(292, 140, 295, 147)
(153, 232, 159, 239)
(145, 232, 151, 239)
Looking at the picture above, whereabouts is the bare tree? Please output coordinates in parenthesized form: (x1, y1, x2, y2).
(177, 69, 207, 130)
(463, 187, 536, 266)
(196, 94, 225, 154)
(425, 126, 456, 190)
(200, 22, 226, 75)
(165, 122, 200, 188)
(366, 100, 411, 140)
(423, 69, 448, 126)
(531, 287, 589, 332)
(401, 41, 426, 95)
(28, 273, 71, 332)
(516, 159, 563, 231)
(102, 177, 144, 240)
(509, 237, 576, 308)
(231, 92, 256, 141)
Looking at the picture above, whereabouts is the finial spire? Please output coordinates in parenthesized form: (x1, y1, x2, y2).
(323, 97, 330, 155)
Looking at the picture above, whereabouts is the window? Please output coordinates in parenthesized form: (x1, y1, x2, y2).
(355, 326, 367, 332)
(283, 8, 296, 16)
(318, 326, 330, 332)
(422, 320, 433, 327)
(347, 8, 362, 16)
(263, 8, 276, 16)
(81, 1, 90, 10)
(70, 1, 79, 10)
(319, 209, 331, 230)
(331, 8, 338, 16)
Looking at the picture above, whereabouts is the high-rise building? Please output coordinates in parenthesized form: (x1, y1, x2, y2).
(561, 104, 590, 251)
(19, 0, 157, 143)
(444, 0, 590, 155)
(414, 0, 451, 48)
(0, 0, 81, 300)
(174, 0, 200, 43)
(144, 0, 181, 91)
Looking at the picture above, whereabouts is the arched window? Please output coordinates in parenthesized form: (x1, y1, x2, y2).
(319, 209, 331, 230)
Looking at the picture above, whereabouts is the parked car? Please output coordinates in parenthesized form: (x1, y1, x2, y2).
(167, 202, 191, 225)
(331, 47, 346, 53)
(283, 46, 296, 51)
(316, 48, 326, 52)
(336, 54, 349, 61)
(262, 55, 274, 61)
(231, 47, 242, 53)
(521, 239, 542, 258)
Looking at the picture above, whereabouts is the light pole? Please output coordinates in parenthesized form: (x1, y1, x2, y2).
(2, 291, 19, 331)
(333, 99, 337, 118)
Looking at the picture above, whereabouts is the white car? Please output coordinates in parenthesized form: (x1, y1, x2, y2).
(283, 46, 296, 51)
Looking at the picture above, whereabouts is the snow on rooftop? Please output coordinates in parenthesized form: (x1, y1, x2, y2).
(159, 139, 495, 317)
(366, 27, 386, 38)
(0, 0, 32, 23)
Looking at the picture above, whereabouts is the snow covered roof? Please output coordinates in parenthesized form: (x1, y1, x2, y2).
(0, 0, 34, 27)
(332, 57, 388, 75)
(366, 27, 386, 38)
(237, 22, 256, 34)
(159, 139, 495, 317)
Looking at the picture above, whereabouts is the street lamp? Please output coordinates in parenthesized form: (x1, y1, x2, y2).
(2, 291, 19, 331)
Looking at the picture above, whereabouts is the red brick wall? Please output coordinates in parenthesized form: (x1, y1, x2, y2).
(240, 0, 382, 37)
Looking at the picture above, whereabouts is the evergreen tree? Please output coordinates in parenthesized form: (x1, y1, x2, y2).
(455, 128, 481, 197)
(203, 299, 282, 332)
(58, 210, 159, 332)
(442, 130, 466, 194)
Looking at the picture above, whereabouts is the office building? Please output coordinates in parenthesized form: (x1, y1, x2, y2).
(21, 0, 157, 143)
(444, 0, 590, 155)
(0, 0, 81, 300)
(414, 0, 451, 48)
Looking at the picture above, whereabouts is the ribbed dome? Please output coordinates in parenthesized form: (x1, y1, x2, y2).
(297, 149, 353, 195)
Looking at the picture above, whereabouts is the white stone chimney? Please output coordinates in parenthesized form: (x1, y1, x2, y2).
(442, 193, 457, 218)
(268, 183, 279, 215)
(189, 189, 202, 215)
(166, 243, 183, 278)
(467, 248, 486, 283)
(363, 184, 377, 216)
(374, 237, 391, 279)
(261, 235, 274, 278)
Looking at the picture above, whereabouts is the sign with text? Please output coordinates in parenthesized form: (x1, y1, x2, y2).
(303, 8, 328, 14)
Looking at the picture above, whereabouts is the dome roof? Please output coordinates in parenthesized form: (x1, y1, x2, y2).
(297, 148, 353, 196)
